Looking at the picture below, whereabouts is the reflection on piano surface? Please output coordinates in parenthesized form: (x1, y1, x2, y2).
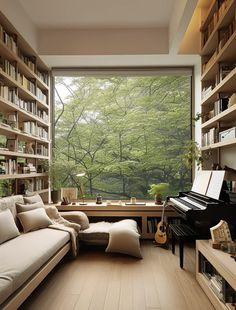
(168, 171, 236, 238)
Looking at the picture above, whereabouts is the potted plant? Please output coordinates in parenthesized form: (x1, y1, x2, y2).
(148, 183, 169, 204)
(49, 158, 80, 203)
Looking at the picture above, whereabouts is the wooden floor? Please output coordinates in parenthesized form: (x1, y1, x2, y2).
(20, 241, 214, 310)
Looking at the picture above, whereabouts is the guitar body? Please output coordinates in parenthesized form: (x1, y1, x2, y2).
(155, 221, 168, 245)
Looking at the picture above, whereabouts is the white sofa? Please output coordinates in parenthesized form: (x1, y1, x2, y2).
(0, 195, 71, 310)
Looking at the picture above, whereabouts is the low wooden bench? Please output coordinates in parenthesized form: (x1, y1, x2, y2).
(169, 223, 198, 268)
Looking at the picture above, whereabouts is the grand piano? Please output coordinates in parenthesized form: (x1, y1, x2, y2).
(168, 171, 236, 238)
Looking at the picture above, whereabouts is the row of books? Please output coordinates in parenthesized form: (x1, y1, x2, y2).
(36, 87, 47, 104)
(202, 127, 219, 146)
(201, 0, 233, 48)
(202, 63, 235, 100)
(0, 84, 17, 104)
(35, 178, 47, 191)
(1, 61, 48, 102)
(17, 72, 35, 94)
(37, 144, 49, 156)
(0, 24, 49, 86)
(1, 58, 17, 80)
(17, 49, 35, 72)
(218, 19, 236, 51)
(217, 63, 236, 83)
(0, 159, 17, 175)
(21, 121, 48, 140)
(36, 70, 48, 85)
(0, 24, 17, 54)
(202, 85, 213, 99)
(18, 99, 48, 121)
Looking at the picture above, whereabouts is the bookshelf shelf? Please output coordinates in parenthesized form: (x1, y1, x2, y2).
(0, 150, 49, 159)
(0, 97, 48, 127)
(201, 30, 236, 82)
(196, 240, 236, 310)
(201, 138, 236, 151)
(202, 105, 236, 130)
(0, 12, 50, 201)
(0, 173, 48, 180)
(200, 0, 236, 171)
(201, 67, 236, 106)
(201, 0, 236, 56)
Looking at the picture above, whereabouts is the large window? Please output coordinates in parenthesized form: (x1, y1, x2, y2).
(53, 70, 192, 200)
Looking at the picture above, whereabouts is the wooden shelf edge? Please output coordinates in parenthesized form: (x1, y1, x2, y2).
(0, 150, 49, 159)
(201, 67, 236, 106)
(201, 138, 236, 151)
(0, 173, 48, 180)
(201, 105, 236, 129)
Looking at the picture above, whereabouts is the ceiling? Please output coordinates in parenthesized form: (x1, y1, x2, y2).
(2, 0, 206, 67)
(18, 0, 175, 29)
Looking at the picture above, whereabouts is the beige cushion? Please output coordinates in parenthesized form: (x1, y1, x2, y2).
(59, 211, 89, 230)
(0, 209, 20, 244)
(105, 220, 142, 258)
(79, 222, 111, 245)
(23, 194, 43, 204)
(17, 208, 52, 233)
(16, 201, 45, 213)
(0, 195, 24, 226)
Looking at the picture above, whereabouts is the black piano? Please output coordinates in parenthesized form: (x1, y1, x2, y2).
(168, 189, 236, 238)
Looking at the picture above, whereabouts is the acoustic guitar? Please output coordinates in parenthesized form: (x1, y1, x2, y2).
(154, 199, 168, 245)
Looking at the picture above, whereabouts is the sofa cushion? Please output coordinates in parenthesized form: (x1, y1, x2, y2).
(17, 208, 52, 233)
(16, 201, 45, 213)
(0, 228, 70, 306)
(0, 209, 20, 244)
(0, 195, 24, 226)
(79, 222, 111, 245)
(23, 194, 43, 204)
(60, 211, 89, 230)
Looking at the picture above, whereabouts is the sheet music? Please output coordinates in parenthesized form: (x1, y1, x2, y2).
(191, 170, 212, 195)
(206, 170, 225, 200)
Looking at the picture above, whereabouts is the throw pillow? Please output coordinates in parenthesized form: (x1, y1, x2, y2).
(59, 211, 89, 230)
(0, 209, 20, 244)
(105, 220, 142, 258)
(16, 201, 45, 213)
(17, 208, 52, 233)
(23, 194, 43, 204)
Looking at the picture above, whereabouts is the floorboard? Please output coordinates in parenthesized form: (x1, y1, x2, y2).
(20, 241, 214, 310)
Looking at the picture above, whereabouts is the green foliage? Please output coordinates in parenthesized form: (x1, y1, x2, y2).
(184, 141, 203, 170)
(148, 183, 169, 198)
(54, 75, 192, 199)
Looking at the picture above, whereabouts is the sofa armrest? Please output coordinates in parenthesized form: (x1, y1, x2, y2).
(59, 211, 89, 230)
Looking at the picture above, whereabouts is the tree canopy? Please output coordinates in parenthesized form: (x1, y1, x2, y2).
(54, 75, 192, 199)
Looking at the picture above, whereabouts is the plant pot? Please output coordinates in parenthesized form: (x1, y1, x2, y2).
(51, 190, 61, 204)
(155, 194, 162, 205)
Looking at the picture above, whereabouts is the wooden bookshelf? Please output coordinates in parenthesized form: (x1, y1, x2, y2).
(200, 0, 236, 170)
(196, 240, 236, 310)
(0, 11, 50, 201)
